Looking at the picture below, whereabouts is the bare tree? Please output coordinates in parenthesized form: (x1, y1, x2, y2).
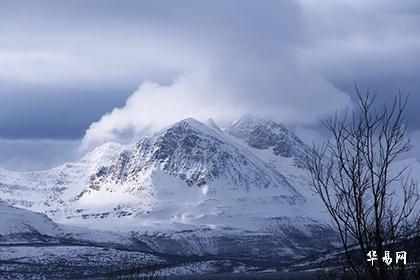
(308, 88, 419, 280)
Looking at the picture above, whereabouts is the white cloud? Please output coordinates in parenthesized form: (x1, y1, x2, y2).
(81, 67, 350, 150)
(81, 71, 241, 149)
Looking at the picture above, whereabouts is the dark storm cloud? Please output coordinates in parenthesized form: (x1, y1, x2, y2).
(0, 84, 133, 139)
(0, 0, 420, 166)
(298, 0, 420, 127)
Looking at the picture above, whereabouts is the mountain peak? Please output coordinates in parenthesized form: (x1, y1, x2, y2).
(233, 113, 266, 125)
(159, 117, 226, 142)
(230, 114, 288, 136)
(232, 114, 287, 131)
(228, 114, 308, 167)
(82, 141, 124, 164)
(170, 117, 209, 131)
(104, 115, 298, 195)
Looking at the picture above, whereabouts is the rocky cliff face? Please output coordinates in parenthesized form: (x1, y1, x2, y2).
(228, 114, 309, 168)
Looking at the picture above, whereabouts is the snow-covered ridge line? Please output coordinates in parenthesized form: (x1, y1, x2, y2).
(0, 115, 329, 235)
(0, 114, 345, 261)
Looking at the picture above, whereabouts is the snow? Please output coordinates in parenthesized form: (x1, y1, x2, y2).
(0, 202, 59, 237)
(0, 142, 124, 216)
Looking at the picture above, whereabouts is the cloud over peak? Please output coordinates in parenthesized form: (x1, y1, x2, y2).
(81, 72, 350, 150)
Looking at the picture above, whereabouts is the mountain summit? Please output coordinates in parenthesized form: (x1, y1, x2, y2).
(0, 116, 337, 259)
(228, 114, 309, 167)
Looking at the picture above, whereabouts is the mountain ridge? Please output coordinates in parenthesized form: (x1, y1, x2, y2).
(0, 115, 339, 260)
(0, 116, 320, 226)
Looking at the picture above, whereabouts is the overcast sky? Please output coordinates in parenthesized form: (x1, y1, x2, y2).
(1, 0, 420, 170)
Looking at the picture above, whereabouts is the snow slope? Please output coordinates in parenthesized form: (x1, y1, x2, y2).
(0, 142, 124, 216)
(0, 201, 133, 248)
(0, 202, 61, 243)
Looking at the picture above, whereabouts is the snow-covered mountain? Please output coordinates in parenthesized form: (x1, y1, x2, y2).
(0, 115, 338, 260)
